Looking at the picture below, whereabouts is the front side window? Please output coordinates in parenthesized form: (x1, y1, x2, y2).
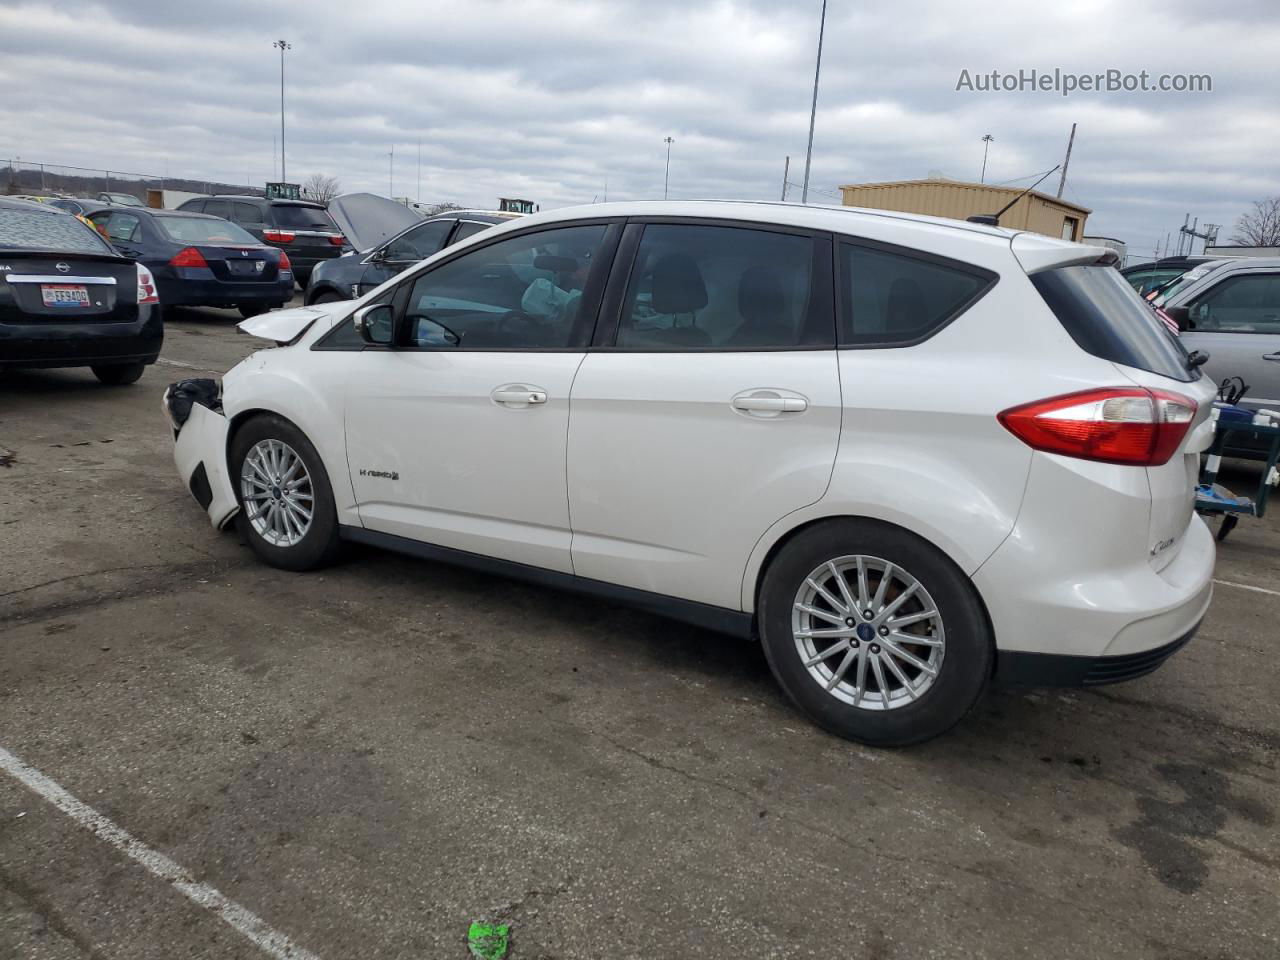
(403, 224, 608, 349)
(615, 224, 827, 349)
(839, 242, 992, 346)
(1189, 274, 1280, 333)
(384, 219, 453, 262)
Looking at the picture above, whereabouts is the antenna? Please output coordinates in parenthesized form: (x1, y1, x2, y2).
(967, 165, 1061, 225)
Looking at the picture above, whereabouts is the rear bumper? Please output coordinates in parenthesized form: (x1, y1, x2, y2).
(0, 309, 162, 368)
(169, 396, 238, 528)
(157, 274, 292, 307)
(995, 620, 1202, 687)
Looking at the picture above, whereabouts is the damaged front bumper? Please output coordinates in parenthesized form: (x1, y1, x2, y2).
(163, 379, 239, 529)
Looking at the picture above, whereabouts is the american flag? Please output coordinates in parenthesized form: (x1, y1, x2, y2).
(1153, 306, 1180, 336)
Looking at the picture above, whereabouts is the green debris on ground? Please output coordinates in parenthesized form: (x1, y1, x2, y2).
(467, 921, 510, 959)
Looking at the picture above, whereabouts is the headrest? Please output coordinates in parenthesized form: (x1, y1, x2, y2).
(651, 253, 708, 314)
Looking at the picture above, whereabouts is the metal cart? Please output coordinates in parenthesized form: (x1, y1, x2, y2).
(1196, 416, 1280, 541)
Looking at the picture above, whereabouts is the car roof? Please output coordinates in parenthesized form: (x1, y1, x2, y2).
(146, 208, 224, 220)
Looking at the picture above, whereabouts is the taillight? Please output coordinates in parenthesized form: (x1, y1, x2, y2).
(278, 251, 292, 271)
(328, 235, 345, 246)
(136, 263, 159, 304)
(998, 388, 1197, 466)
(263, 229, 296, 243)
(169, 246, 208, 268)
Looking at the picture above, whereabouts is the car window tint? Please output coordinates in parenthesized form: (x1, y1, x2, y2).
(404, 224, 607, 349)
(271, 204, 339, 230)
(451, 221, 490, 244)
(839, 242, 990, 346)
(233, 202, 264, 225)
(616, 224, 824, 350)
(384, 219, 453, 261)
(1032, 264, 1193, 381)
(1190, 274, 1280, 333)
(103, 212, 141, 243)
(158, 216, 258, 245)
(0, 209, 114, 254)
(203, 199, 232, 219)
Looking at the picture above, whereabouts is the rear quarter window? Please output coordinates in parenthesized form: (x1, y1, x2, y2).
(1032, 264, 1194, 382)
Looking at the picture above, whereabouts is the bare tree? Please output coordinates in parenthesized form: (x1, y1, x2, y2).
(303, 173, 342, 205)
(1231, 196, 1280, 246)
(422, 201, 464, 216)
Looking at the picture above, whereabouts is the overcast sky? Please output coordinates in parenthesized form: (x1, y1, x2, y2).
(2, 0, 1277, 258)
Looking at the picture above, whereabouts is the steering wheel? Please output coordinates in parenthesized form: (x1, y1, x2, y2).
(495, 310, 546, 339)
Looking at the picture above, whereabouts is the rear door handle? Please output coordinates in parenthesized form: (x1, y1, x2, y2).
(491, 385, 548, 406)
(1264, 353, 1280, 362)
(731, 390, 808, 417)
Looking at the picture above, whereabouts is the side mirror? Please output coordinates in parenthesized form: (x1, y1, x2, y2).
(1162, 305, 1192, 331)
(353, 303, 394, 346)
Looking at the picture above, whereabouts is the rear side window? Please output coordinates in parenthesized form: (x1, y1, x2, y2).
(452, 221, 490, 244)
(615, 223, 832, 350)
(233, 202, 265, 225)
(1032, 265, 1193, 382)
(203, 199, 232, 219)
(839, 241, 993, 346)
(0, 208, 114, 254)
(271, 204, 339, 231)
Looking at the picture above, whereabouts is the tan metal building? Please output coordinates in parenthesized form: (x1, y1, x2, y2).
(838, 179, 1091, 242)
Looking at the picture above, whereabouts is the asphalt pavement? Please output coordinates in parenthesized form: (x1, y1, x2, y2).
(1, 302, 1278, 959)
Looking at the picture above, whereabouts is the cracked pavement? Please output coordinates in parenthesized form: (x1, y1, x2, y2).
(2, 302, 1278, 959)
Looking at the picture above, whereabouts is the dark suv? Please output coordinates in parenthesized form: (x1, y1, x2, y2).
(176, 196, 343, 286)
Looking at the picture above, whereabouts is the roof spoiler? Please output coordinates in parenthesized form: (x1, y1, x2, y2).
(1011, 232, 1114, 274)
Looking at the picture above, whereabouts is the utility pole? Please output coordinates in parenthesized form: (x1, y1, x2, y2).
(1056, 122, 1076, 198)
(273, 40, 291, 181)
(663, 136, 674, 199)
(781, 155, 790, 201)
(801, 0, 827, 204)
(980, 134, 994, 183)
(416, 138, 421, 202)
(388, 146, 394, 198)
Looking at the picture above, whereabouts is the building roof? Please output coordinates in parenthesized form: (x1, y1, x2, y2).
(838, 178, 1092, 215)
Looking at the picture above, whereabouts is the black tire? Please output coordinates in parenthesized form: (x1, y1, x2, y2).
(238, 303, 269, 319)
(91, 362, 145, 385)
(310, 291, 344, 304)
(230, 414, 341, 571)
(758, 518, 992, 747)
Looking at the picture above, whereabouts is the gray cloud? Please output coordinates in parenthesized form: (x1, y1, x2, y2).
(2, 0, 1277, 255)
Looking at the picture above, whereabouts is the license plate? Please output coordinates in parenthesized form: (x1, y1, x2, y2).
(41, 284, 90, 307)
(227, 260, 264, 276)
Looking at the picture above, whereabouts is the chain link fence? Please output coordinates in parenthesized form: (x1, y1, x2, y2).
(2, 158, 263, 204)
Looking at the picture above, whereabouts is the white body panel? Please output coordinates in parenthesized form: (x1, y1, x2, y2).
(567, 351, 841, 608)
(345, 351, 584, 573)
(172, 401, 237, 528)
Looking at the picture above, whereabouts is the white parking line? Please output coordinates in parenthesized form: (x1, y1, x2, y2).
(157, 357, 203, 370)
(0, 747, 320, 960)
(1213, 578, 1280, 598)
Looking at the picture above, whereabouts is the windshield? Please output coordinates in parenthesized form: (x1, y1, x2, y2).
(272, 204, 340, 231)
(0, 208, 115, 254)
(157, 216, 260, 245)
(1032, 264, 1194, 382)
(1153, 264, 1222, 307)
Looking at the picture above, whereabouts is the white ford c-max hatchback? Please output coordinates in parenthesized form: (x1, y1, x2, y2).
(164, 201, 1216, 745)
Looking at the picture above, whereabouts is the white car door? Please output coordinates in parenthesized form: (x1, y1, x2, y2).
(567, 222, 842, 610)
(343, 221, 619, 573)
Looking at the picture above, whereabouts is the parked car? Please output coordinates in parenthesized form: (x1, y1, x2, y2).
(0, 195, 160, 384)
(85, 207, 293, 318)
(165, 200, 1216, 746)
(176, 195, 343, 286)
(1120, 256, 1215, 298)
(48, 197, 111, 218)
(305, 192, 517, 304)
(96, 192, 146, 207)
(1155, 256, 1280, 429)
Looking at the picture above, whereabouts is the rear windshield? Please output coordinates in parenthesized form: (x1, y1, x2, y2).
(271, 204, 339, 231)
(1032, 265, 1194, 382)
(0, 208, 114, 254)
(158, 216, 259, 245)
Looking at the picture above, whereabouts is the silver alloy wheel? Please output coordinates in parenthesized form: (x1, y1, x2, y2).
(791, 555, 945, 710)
(239, 438, 314, 548)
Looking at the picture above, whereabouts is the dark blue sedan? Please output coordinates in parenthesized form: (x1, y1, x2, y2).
(85, 207, 293, 318)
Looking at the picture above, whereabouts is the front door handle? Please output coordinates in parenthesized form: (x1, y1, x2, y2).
(491, 385, 548, 406)
(1264, 353, 1280, 362)
(731, 390, 808, 418)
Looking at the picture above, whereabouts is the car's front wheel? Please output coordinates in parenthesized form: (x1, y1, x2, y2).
(238, 304, 269, 319)
(758, 519, 992, 747)
(230, 414, 340, 571)
(91, 362, 145, 385)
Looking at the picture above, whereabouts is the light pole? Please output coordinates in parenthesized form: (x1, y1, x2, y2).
(663, 136, 674, 200)
(980, 134, 994, 183)
(273, 39, 291, 181)
(800, 0, 827, 204)
(388, 146, 394, 197)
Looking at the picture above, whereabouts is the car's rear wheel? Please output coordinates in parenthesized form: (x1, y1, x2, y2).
(310, 291, 343, 304)
(91, 362, 145, 385)
(230, 415, 340, 571)
(758, 519, 992, 746)
(238, 304, 269, 319)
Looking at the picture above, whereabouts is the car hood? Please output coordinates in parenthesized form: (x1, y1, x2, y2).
(237, 303, 344, 344)
(327, 192, 423, 254)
